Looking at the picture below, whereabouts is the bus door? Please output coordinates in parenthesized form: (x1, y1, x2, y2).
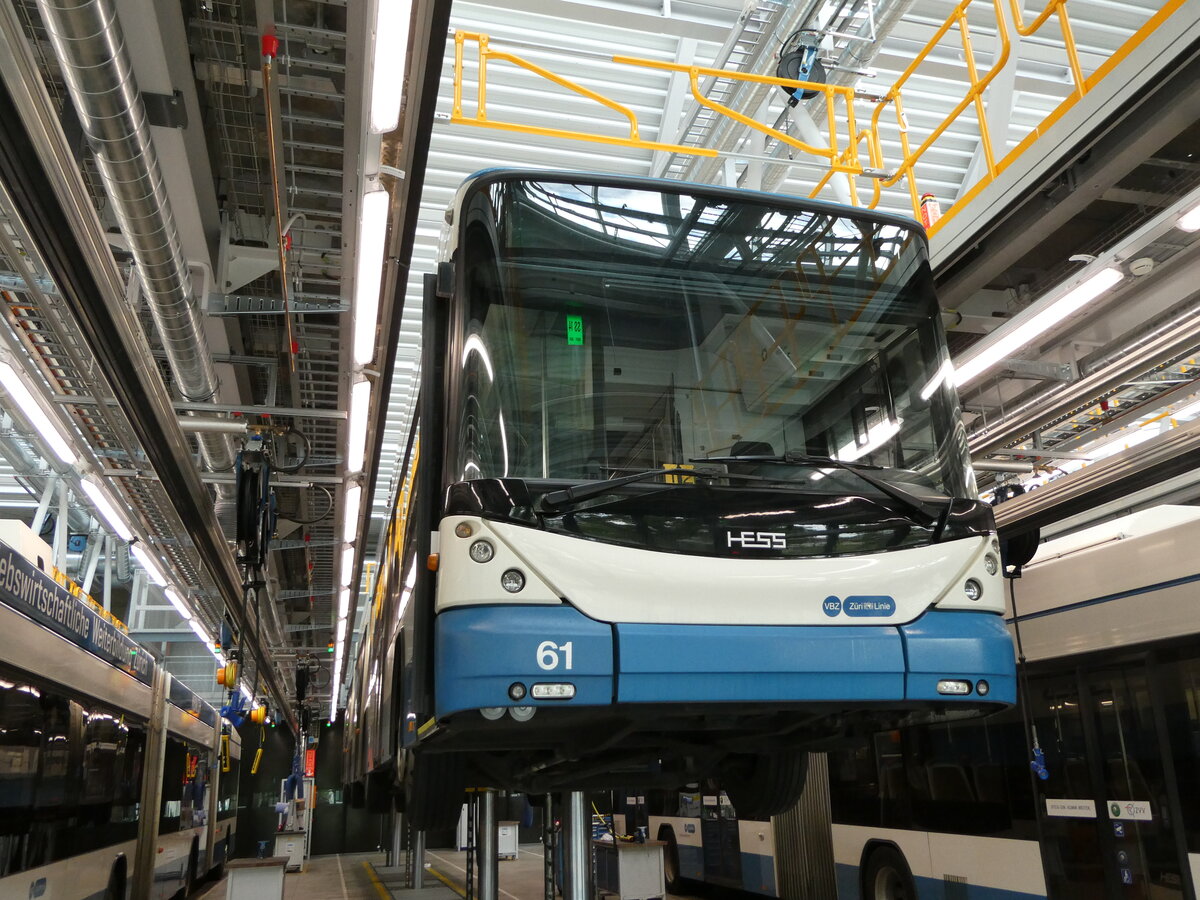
(699, 793, 741, 884)
(1084, 664, 1188, 900)
(1030, 665, 1190, 900)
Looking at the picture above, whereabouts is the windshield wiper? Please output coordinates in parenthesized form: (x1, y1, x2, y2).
(696, 451, 951, 526)
(783, 452, 952, 525)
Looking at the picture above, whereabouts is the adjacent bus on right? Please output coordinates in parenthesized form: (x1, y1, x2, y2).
(829, 505, 1200, 900)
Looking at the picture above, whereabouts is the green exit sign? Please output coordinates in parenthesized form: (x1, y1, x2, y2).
(566, 315, 584, 346)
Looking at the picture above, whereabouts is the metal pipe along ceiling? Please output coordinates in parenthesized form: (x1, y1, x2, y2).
(36, 0, 234, 476)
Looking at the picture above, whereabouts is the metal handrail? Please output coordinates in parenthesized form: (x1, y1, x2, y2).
(449, 0, 1186, 228)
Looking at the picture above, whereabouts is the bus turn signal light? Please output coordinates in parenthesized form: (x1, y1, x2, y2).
(936, 680, 972, 695)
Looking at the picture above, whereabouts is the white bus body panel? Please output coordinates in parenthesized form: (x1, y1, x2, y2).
(0, 839, 137, 900)
(1011, 506, 1200, 661)
(441, 518, 999, 624)
(832, 824, 1045, 898)
(0, 598, 152, 718)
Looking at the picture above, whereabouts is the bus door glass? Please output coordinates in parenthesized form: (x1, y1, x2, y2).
(700, 793, 741, 884)
(1085, 664, 1186, 899)
(1028, 673, 1107, 898)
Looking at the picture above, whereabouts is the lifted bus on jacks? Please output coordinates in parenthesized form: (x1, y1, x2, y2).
(343, 170, 1014, 829)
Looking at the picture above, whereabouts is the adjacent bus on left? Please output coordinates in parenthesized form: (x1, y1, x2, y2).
(0, 521, 239, 900)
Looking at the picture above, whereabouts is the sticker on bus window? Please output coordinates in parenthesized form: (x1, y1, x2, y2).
(1045, 798, 1096, 818)
(1108, 800, 1152, 821)
(566, 315, 584, 345)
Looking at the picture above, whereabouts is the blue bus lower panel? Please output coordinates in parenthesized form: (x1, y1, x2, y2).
(900, 610, 1016, 704)
(615, 622, 905, 702)
(434, 606, 1013, 718)
(836, 864, 1044, 900)
(740, 850, 777, 896)
(677, 844, 704, 881)
(435, 605, 615, 718)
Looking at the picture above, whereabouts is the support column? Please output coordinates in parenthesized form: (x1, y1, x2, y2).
(562, 791, 592, 900)
(543, 795, 555, 900)
(478, 789, 498, 900)
(52, 478, 69, 570)
(103, 536, 113, 611)
(132, 666, 168, 897)
(412, 827, 426, 889)
(391, 812, 404, 870)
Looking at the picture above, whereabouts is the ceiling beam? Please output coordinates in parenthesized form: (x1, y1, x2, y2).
(461, 0, 731, 44)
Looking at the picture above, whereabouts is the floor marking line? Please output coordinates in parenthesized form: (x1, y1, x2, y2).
(425, 851, 524, 900)
(337, 853, 348, 899)
(363, 859, 391, 900)
(428, 865, 468, 899)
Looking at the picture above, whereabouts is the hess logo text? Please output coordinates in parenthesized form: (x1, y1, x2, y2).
(726, 531, 785, 549)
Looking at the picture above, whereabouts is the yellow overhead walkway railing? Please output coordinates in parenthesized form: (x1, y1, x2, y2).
(450, 0, 1188, 234)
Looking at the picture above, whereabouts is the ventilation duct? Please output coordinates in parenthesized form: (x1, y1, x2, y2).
(36, 0, 236, 481)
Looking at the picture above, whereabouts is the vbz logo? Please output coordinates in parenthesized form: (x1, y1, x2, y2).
(726, 531, 785, 549)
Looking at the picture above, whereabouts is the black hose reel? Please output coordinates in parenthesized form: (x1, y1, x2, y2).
(776, 31, 827, 107)
(235, 435, 277, 569)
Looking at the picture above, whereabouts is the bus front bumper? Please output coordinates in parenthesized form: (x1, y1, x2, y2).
(433, 605, 1015, 719)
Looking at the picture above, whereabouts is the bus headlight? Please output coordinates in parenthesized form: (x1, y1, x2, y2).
(469, 540, 494, 563)
(509, 706, 537, 722)
(964, 578, 983, 601)
(984, 554, 999, 575)
(455, 522, 474, 538)
(501, 569, 525, 593)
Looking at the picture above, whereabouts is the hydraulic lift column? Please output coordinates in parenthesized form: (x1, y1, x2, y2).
(478, 789, 499, 900)
(561, 790, 592, 900)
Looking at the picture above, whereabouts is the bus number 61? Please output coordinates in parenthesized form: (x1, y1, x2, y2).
(537, 640, 574, 671)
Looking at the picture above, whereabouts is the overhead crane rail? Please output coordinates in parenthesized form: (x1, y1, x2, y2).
(450, 0, 1189, 232)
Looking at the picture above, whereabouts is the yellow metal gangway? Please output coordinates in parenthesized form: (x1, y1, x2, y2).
(450, 0, 1189, 237)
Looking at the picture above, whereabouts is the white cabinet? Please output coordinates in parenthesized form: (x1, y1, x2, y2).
(455, 807, 520, 860)
(498, 821, 519, 859)
(594, 841, 665, 900)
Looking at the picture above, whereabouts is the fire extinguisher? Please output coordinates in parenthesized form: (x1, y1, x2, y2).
(919, 193, 942, 230)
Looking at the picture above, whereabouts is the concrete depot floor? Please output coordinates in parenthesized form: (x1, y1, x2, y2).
(193, 843, 705, 900)
(417, 844, 704, 900)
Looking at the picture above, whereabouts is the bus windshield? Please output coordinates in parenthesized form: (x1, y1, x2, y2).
(452, 176, 973, 500)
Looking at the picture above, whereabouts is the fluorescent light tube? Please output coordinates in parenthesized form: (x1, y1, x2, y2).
(354, 190, 390, 366)
(164, 587, 192, 621)
(1179, 201, 1200, 233)
(130, 542, 168, 586)
(346, 380, 372, 474)
(79, 478, 134, 541)
(0, 361, 77, 464)
(343, 484, 362, 543)
(368, 1, 410, 133)
(189, 618, 212, 646)
(956, 267, 1123, 388)
(337, 586, 351, 619)
(339, 544, 355, 588)
(336, 616, 347, 645)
